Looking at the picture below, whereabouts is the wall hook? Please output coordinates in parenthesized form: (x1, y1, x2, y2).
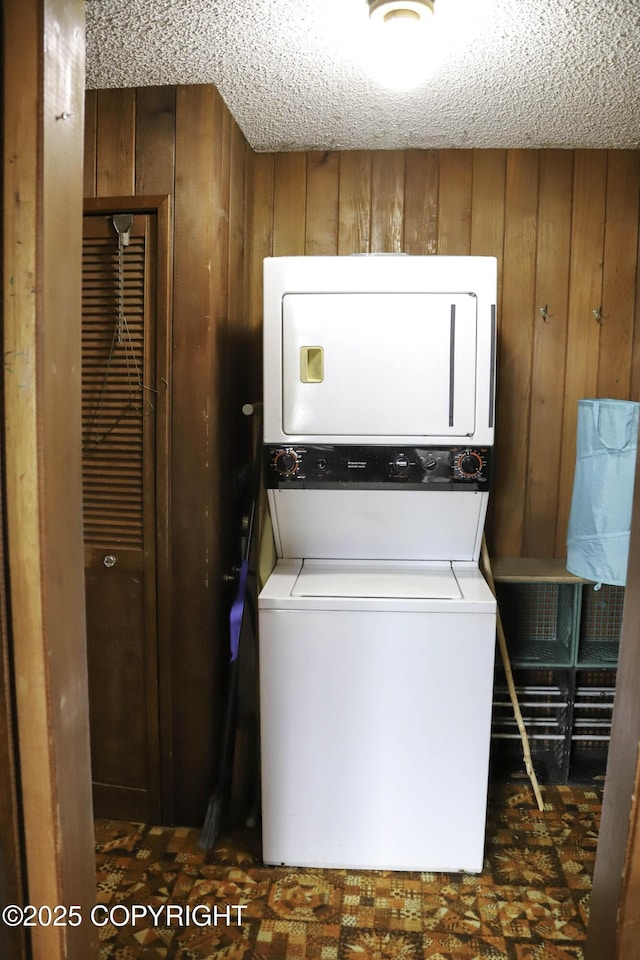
(592, 306, 603, 324)
(538, 305, 549, 321)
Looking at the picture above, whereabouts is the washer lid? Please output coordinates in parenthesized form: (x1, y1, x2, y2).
(291, 560, 462, 600)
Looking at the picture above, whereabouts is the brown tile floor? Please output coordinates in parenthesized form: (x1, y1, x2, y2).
(94, 783, 601, 959)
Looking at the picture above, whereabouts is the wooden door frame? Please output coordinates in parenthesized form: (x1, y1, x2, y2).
(1, 10, 27, 960)
(0, 461, 27, 960)
(2, 0, 97, 958)
(586, 440, 640, 958)
(83, 195, 173, 821)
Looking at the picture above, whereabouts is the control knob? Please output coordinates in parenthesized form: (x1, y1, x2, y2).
(457, 450, 483, 478)
(274, 448, 300, 477)
(391, 453, 411, 476)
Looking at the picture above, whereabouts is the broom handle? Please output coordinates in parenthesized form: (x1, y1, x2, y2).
(480, 537, 545, 813)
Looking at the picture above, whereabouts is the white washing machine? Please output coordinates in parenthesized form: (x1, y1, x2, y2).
(260, 558, 496, 872)
(258, 255, 498, 872)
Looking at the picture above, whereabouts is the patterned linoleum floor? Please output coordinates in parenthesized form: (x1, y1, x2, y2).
(94, 783, 601, 960)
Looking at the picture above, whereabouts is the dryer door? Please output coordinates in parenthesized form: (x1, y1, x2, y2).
(281, 292, 477, 438)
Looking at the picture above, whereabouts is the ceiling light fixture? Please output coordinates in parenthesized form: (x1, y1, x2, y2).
(366, 0, 436, 91)
(368, 0, 435, 28)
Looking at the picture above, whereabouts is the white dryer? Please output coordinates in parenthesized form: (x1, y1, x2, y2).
(263, 254, 496, 448)
(258, 255, 498, 872)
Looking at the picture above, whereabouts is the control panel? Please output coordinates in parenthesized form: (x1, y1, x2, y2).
(264, 445, 492, 490)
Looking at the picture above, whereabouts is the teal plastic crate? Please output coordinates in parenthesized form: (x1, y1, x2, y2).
(569, 669, 617, 783)
(577, 584, 624, 667)
(496, 582, 580, 667)
(491, 668, 571, 783)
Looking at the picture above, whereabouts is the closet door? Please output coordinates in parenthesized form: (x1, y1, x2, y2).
(81, 208, 164, 822)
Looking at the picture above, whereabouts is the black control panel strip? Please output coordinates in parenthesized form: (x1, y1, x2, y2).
(264, 444, 492, 490)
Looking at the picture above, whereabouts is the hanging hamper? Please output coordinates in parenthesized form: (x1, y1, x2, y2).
(567, 398, 640, 586)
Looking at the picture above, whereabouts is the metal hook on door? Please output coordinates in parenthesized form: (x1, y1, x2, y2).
(112, 215, 134, 344)
(593, 306, 603, 324)
(538, 305, 549, 322)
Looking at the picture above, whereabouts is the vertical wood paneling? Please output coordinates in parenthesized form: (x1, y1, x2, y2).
(338, 151, 372, 254)
(371, 150, 405, 252)
(470, 150, 506, 260)
(228, 123, 248, 405)
(164, 86, 247, 824)
(212, 88, 232, 578)
(305, 151, 340, 255)
(245, 151, 274, 395)
(526, 151, 573, 556)
(227, 124, 250, 489)
(83, 88, 97, 198)
(597, 151, 640, 398)
(556, 150, 608, 555)
(468, 150, 506, 545)
(404, 150, 439, 254)
(273, 153, 307, 255)
(493, 150, 540, 556)
(172, 84, 219, 823)
(437, 150, 473, 254)
(135, 87, 180, 780)
(229, 125, 247, 326)
(96, 88, 136, 196)
(135, 86, 176, 196)
(212, 89, 231, 325)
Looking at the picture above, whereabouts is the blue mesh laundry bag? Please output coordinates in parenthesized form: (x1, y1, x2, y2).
(566, 398, 640, 586)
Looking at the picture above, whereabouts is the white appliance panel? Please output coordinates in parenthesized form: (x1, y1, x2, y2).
(282, 293, 477, 438)
(268, 488, 488, 562)
(259, 597, 496, 872)
(263, 255, 497, 446)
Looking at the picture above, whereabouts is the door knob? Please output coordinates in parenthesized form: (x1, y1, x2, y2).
(103, 554, 117, 568)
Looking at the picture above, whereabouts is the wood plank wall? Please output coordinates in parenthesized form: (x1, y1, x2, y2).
(84, 85, 249, 825)
(245, 147, 640, 559)
(84, 83, 640, 820)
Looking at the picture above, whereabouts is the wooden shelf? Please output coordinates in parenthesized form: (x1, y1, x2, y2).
(491, 557, 591, 584)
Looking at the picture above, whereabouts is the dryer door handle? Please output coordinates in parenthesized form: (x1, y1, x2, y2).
(300, 345, 324, 383)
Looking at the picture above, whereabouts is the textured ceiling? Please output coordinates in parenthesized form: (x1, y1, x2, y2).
(85, 0, 640, 153)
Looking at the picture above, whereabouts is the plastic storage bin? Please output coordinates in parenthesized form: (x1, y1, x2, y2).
(578, 584, 625, 667)
(490, 559, 623, 785)
(496, 582, 580, 666)
(491, 668, 572, 783)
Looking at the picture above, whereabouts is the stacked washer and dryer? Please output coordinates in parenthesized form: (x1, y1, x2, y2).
(258, 255, 498, 873)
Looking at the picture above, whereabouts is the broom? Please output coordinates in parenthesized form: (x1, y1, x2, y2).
(480, 536, 545, 812)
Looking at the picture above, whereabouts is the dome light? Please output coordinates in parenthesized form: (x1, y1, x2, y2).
(368, 0, 435, 28)
(366, 0, 436, 91)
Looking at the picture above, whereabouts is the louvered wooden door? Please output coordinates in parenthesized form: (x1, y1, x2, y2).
(82, 210, 162, 822)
